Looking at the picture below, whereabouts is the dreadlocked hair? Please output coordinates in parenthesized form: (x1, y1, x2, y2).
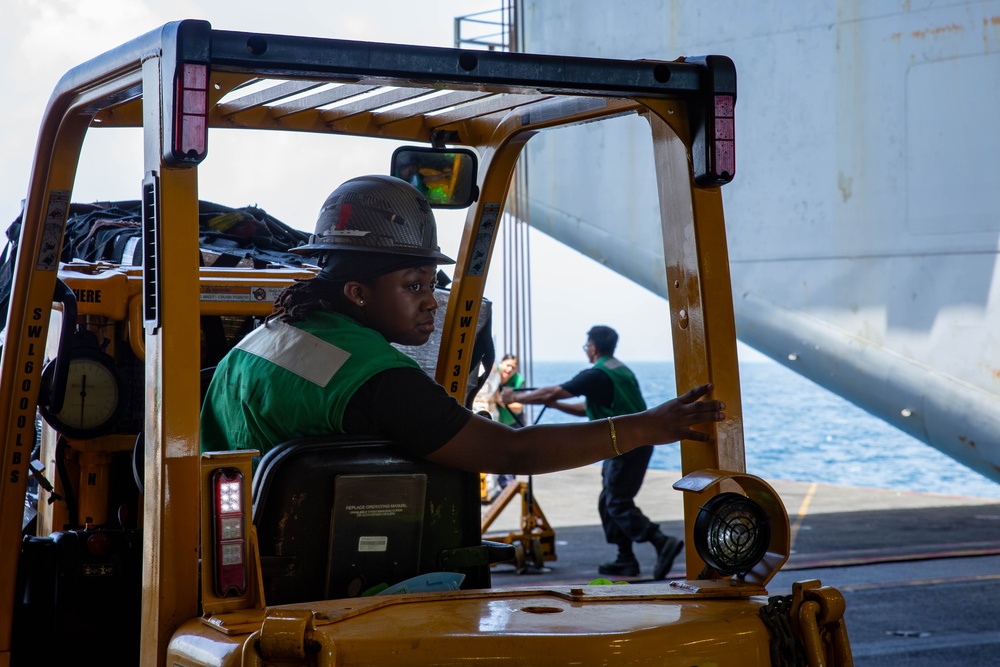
(271, 277, 354, 324)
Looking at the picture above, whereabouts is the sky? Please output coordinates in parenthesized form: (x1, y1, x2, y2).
(0, 0, 768, 364)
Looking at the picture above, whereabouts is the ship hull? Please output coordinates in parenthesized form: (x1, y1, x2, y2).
(518, 0, 1000, 483)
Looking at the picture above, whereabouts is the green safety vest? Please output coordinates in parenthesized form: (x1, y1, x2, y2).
(497, 372, 525, 425)
(584, 356, 647, 420)
(200, 310, 420, 455)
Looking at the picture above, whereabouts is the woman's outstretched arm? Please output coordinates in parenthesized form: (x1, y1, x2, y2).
(425, 383, 725, 474)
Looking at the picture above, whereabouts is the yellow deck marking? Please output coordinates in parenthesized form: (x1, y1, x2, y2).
(789, 482, 817, 549)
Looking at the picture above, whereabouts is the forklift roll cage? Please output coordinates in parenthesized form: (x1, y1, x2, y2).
(0, 18, 836, 667)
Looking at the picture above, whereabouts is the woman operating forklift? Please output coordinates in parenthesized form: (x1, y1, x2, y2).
(200, 174, 725, 476)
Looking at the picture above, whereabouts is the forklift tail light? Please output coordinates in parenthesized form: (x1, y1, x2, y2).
(211, 468, 247, 597)
(689, 55, 737, 187)
(711, 94, 735, 181)
(172, 63, 208, 163)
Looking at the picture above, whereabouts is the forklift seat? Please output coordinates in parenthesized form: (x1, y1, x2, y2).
(251, 435, 512, 604)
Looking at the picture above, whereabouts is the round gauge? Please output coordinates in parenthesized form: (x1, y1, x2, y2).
(39, 347, 128, 440)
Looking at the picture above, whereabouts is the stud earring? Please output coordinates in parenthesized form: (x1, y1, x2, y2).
(358, 297, 365, 306)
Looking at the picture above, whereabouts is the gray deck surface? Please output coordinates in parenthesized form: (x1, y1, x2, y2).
(482, 467, 1000, 666)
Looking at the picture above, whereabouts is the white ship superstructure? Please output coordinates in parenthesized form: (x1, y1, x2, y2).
(494, 1, 1000, 482)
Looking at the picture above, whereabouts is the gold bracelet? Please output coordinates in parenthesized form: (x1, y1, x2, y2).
(607, 416, 622, 456)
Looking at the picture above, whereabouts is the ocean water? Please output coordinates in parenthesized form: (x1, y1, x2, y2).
(522, 359, 1000, 500)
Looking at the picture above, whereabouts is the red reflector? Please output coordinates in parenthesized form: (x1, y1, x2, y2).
(180, 115, 207, 155)
(182, 89, 207, 115)
(182, 62, 207, 89)
(86, 532, 112, 557)
(211, 468, 247, 597)
(714, 94, 735, 118)
(174, 63, 209, 161)
(711, 94, 735, 179)
(715, 117, 734, 141)
(714, 141, 735, 177)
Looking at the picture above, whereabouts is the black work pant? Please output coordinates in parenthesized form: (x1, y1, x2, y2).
(598, 445, 658, 548)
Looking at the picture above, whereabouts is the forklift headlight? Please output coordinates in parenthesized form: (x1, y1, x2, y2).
(694, 492, 770, 577)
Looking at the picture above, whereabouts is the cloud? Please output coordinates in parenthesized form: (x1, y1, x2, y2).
(15, 0, 182, 77)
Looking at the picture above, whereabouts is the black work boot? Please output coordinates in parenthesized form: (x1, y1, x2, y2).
(598, 555, 640, 577)
(653, 535, 684, 580)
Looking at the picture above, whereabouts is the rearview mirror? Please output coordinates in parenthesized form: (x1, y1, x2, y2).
(391, 146, 479, 209)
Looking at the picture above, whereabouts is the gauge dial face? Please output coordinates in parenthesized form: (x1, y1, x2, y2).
(40, 351, 127, 439)
(55, 358, 121, 429)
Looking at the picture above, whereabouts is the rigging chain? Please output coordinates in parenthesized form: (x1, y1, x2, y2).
(759, 589, 853, 667)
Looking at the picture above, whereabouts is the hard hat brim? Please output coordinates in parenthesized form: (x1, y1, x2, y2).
(291, 241, 455, 265)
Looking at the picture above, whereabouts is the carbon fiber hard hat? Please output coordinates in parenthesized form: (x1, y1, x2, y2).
(292, 174, 454, 264)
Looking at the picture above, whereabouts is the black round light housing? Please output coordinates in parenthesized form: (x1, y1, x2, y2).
(693, 492, 771, 577)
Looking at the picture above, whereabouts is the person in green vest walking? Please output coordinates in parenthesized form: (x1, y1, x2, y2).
(502, 326, 683, 580)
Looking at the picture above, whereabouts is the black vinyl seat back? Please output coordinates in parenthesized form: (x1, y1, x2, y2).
(252, 435, 491, 604)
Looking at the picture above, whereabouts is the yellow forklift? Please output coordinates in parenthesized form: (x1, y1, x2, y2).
(0, 20, 853, 666)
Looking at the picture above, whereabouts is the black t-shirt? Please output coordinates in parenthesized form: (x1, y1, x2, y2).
(559, 368, 614, 410)
(343, 367, 472, 457)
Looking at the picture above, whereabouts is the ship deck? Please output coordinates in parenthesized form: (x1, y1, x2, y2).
(485, 467, 1000, 666)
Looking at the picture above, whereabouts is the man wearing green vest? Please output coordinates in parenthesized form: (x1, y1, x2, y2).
(502, 326, 683, 580)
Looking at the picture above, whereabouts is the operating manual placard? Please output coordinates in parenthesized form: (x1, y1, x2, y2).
(326, 474, 427, 598)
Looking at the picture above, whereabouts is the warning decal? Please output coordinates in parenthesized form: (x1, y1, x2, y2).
(468, 203, 500, 276)
(36, 190, 70, 271)
(199, 285, 284, 302)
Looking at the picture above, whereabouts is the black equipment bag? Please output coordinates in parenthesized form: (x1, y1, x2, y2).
(0, 199, 312, 330)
